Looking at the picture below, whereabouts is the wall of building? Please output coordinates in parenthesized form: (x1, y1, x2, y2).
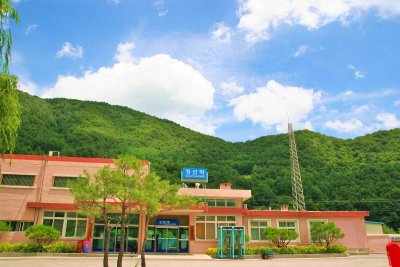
(366, 223, 384, 234)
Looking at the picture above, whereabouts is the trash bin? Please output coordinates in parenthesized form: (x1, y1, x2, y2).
(386, 242, 400, 267)
(83, 239, 91, 253)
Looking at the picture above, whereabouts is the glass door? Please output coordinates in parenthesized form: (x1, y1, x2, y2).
(156, 227, 178, 253)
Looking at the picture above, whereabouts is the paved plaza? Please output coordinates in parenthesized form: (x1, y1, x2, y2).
(0, 254, 389, 267)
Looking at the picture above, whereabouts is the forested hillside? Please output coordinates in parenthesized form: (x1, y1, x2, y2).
(15, 92, 400, 229)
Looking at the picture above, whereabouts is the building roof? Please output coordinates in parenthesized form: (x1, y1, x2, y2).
(1, 154, 149, 165)
(178, 188, 252, 201)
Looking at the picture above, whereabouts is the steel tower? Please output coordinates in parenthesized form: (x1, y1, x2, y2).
(288, 123, 306, 211)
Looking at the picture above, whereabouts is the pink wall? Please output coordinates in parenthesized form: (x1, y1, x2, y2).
(367, 235, 390, 253)
(244, 215, 368, 250)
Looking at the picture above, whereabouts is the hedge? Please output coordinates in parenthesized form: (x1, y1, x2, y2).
(0, 241, 75, 253)
(206, 244, 347, 256)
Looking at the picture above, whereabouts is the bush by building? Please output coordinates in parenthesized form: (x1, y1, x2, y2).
(206, 244, 347, 256)
(0, 241, 75, 253)
(24, 225, 60, 246)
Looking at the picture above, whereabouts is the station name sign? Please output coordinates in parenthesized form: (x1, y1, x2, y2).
(156, 219, 179, 226)
(181, 167, 208, 183)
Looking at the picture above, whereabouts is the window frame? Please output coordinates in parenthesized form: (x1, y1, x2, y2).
(307, 219, 328, 243)
(195, 215, 236, 241)
(248, 219, 271, 242)
(204, 198, 237, 208)
(276, 219, 300, 242)
(2, 221, 34, 231)
(42, 210, 87, 238)
(52, 176, 78, 189)
(0, 173, 37, 188)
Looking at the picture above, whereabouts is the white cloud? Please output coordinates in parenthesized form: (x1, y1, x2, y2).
(353, 104, 370, 114)
(229, 80, 321, 130)
(56, 42, 83, 59)
(114, 42, 135, 63)
(237, 0, 400, 43)
(292, 44, 310, 57)
(395, 100, 400, 107)
(347, 64, 365, 79)
(43, 43, 216, 135)
(25, 24, 38, 35)
(325, 119, 364, 133)
(18, 76, 38, 95)
(212, 22, 233, 43)
(354, 70, 365, 79)
(220, 81, 244, 96)
(154, 0, 168, 16)
(376, 112, 400, 129)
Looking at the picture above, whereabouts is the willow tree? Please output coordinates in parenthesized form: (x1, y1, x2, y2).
(0, 0, 20, 155)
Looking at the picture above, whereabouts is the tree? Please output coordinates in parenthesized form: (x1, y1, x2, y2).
(69, 166, 118, 267)
(111, 156, 148, 267)
(383, 224, 398, 234)
(310, 222, 345, 247)
(24, 225, 60, 246)
(264, 227, 299, 248)
(135, 172, 196, 267)
(0, 0, 20, 155)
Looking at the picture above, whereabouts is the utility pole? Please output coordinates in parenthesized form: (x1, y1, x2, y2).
(288, 123, 306, 211)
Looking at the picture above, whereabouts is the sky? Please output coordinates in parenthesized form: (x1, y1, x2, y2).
(10, 0, 400, 142)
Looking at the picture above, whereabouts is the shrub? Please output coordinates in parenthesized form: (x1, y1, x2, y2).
(326, 244, 347, 253)
(44, 241, 76, 253)
(310, 222, 345, 247)
(0, 221, 12, 238)
(264, 227, 299, 247)
(24, 225, 60, 246)
(207, 244, 348, 256)
(206, 248, 218, 256)
(19, 244, 44, 253)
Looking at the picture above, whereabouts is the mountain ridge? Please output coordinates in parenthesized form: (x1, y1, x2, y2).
(14, 92, 400, 229)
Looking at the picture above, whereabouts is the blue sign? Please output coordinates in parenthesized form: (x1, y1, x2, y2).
(181, 168, 208, 183)
(156, 219, 179, 226)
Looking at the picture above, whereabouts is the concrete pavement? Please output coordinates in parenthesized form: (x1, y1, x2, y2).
(0, 254, 389, 267)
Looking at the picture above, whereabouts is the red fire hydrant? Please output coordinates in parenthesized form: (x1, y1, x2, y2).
(387, 242, 400, 267)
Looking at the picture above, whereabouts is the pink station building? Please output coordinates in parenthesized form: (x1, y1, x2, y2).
(0, 154, 372, 254)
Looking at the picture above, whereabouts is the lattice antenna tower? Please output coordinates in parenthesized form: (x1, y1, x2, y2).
(288, 123, 306, 211)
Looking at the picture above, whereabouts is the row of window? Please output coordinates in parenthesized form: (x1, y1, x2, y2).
(42, 211, 87, 238)
(0, 174, 77, 188)
(249, 219, 327, 241)
(1, 221, 34, 231)
(204, 199, 236, 208)
(2, 210, 326, 242)
(195, 215, 236, 240)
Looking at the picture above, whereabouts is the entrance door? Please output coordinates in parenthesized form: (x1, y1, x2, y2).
(156, 227, 178, 253)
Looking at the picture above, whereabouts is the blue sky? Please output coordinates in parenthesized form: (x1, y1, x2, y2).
(10, 0, 400, 141)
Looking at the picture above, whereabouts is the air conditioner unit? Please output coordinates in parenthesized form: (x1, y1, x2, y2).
(49, 151, 60, 157)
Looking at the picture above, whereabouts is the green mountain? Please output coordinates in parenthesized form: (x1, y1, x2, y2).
(15, 92, 400, 229)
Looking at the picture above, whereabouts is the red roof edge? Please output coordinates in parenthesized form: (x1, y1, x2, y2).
(247, 210, 369, 217)
(27, 202, 78, 210)
(2, 154, 149, 165)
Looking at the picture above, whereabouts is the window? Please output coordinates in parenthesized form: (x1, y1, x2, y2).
(205, 199, 236, 208)
(53, 176, 77, 188)
(308, 219, 328, 242)
(249, 220, 270, 241)
(42, 211, 87, 238)
(2, 221, 33, 231)
(1, 174, 35, 186)
(195, 215, 236, 240)
(277, 220, 299, 241)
